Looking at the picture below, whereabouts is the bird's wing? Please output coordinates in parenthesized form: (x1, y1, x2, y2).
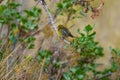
(61, 27, 70, 37)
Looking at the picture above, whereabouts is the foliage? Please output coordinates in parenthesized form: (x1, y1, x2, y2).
(0, 1, 41, 60)
(109, 47, 120, 72)
(72, 25, 104, 57)
(62, 25, 120, 80)
(37, 50, 52, 64)
(56, 0, 104, 20)
(37, 50, 52, 72)
(34, 25, 120, 80)
(21, 7, 41, 32)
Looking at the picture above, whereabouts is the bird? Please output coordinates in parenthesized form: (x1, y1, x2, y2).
(35, 0, 46, 6)
(41, 0, 46, 5)
(57, 25, 74, 39)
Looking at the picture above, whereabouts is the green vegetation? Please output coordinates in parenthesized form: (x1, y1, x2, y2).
(0, 1, 41, 59)
(0, 0, 119, 80)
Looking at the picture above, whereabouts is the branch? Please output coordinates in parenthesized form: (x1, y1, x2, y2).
(40, 1, 57, 32)
(35, 0, 71, 45)
(95, 73, 112, 80)
(35, 0, 57, 32)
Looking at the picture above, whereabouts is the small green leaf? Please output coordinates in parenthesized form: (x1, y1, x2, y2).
(63, 72, 71, 80)
(77, 74, 84, 79)
(95, 46, 104, 56)
(64, 2, 71, 9)
(45, 57, 51, 65)
(25, 36, 36, 43)
(109, 47, 120, 56)
(111, 60, 118, 72)
(57, 3, 63, 9)
(9, 35, 18, 43)
(38, 50, 52, 58)
(84, 25, 93, 33)
(28, 43, 35, 49)
(89, 32, 96, 39)
(9, 2, 21, 9)
(70, 66, 76, 74)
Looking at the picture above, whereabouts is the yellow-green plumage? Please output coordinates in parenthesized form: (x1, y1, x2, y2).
(57, 25, 74, 38)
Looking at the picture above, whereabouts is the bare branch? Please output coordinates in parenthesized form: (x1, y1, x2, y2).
(95, 73, 112, 80)
(35, 0, 71, 45)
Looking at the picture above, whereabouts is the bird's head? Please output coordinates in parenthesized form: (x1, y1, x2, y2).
(57, 25, 64, 30)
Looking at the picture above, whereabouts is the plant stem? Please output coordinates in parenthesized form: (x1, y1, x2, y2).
(95, 73, 112, 80)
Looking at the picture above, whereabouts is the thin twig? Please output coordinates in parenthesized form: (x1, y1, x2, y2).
(40, 1, 57, 32)
(63, 39, 71, 45)
(95, 73, 112, 80)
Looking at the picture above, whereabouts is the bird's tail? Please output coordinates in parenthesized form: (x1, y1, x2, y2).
(70, 34, 74, 38)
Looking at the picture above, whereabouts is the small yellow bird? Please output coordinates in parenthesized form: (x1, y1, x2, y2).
(57, 25, 74, 39)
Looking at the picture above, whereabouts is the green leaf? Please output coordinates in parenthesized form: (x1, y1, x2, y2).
(80, 33, 85, 37)
(24, 7, 41, 17)
(9, 35, 18, 43)
(70, 66, 76, 74)
(71, 9, 76, 14)
(84, 25, 93, 33)
(11, 23, 17, 29)
(0, 20, 5, 23)
(36, 56, 42, 62)
(25, 36, 36, 43)
(95, 46, 104, 56)
(63, 72, 71, 80)
(38, 50, 52, 58)
(71, 40, 78, 47)
(3, 9, 12, 16)
(63, 2, 71, 9)
(75, 67, 82, 74)
(45, 57, 51, 65)
(8, 2, 21, 9)
(28, 43, 35, 49)
(39, 50, 47, 57)
(77, 74, 84, 80)
(109, 47, 120, 56)
(111, 60, 118, 72)
(57, 3, 63, 10)
(88, 32, 96, 39)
